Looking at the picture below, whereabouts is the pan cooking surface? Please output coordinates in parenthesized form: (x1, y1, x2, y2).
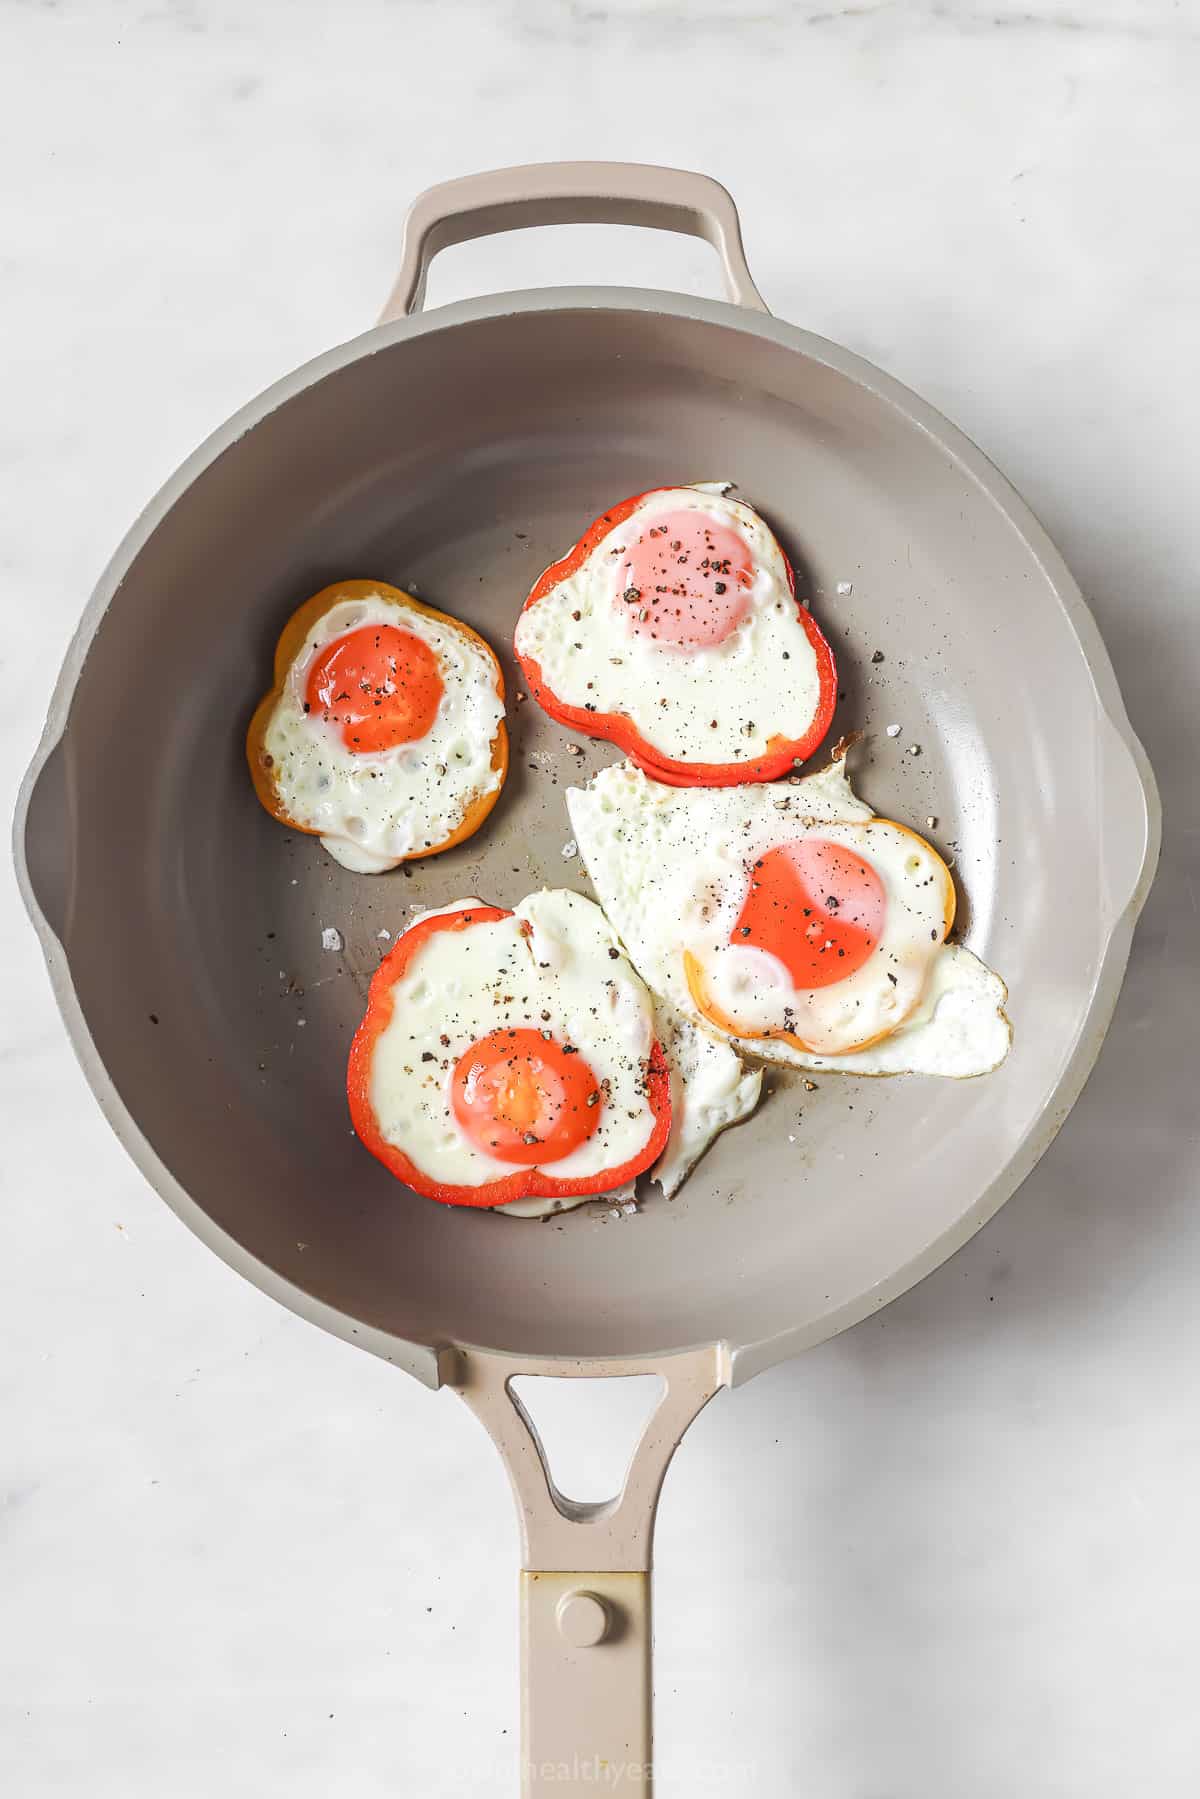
(23, 298, 1152, 1367)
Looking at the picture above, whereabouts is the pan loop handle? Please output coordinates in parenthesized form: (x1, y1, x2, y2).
(379, 161, 770, 321)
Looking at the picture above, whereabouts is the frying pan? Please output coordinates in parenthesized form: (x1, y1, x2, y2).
(14, 162, 1160, 1792)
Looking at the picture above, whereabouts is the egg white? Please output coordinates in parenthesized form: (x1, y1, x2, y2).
(514, 486, 825, 767)
(650, 1003, 764, 1197)
(566, 757, 1011, 1078)
(263, 593, 504, 872)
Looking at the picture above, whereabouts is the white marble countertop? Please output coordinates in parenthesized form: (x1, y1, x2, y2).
(3, 3, 1197, 1794)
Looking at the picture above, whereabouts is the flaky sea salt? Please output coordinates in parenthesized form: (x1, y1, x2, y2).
(321, 927, 343, 952)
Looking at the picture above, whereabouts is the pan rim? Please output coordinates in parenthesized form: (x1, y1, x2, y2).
(13, 285, 1161, 1387)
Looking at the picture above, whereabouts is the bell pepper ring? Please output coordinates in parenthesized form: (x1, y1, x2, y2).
(514, 489, 838, 787)
(246, 578, 508, 860)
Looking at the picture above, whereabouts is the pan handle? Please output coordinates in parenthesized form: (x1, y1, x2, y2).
(449, 1345, 728, 1796)
(379, 161, 769, 321)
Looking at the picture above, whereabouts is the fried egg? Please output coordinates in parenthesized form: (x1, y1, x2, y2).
(347, 890, 670, 1208)
(348, 891, 763, 1215)
(567, 756, 1011, 1077)
(248, 579, 507, 872)
(514, 485, 836, 784)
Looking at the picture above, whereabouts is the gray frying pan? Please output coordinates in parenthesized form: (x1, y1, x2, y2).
(14, 163, 1159, 1793)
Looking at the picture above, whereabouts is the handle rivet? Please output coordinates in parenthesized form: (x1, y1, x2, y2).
(556, 1589, 610, 1647)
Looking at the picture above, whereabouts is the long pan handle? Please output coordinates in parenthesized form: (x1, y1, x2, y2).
(379, 161, 769, 320)
(450, 1346, 728, 1796)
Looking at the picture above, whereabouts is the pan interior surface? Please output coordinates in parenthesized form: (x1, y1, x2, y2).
(25, 303, 1150, 1366)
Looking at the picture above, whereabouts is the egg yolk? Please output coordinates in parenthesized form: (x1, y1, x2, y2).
(734, 839, 886, 988)
(306, 625, 443, 753)
(615, 510, 753, 649)
(451, 1027, 604, 1165)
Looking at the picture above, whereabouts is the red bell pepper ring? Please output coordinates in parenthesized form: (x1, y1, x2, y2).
(514, 489, 838, 787)
(347, 904, 672, 1208)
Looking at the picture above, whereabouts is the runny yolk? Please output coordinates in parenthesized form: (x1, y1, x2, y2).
(734, 838, 886, 989)
(306, 625, 444, 753)
(450, 1027, 604, 1165)
(614, 509, 753, 649)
